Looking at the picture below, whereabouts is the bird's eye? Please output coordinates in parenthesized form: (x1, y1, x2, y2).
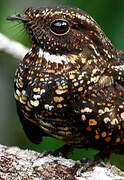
(50, 20, 70, 35)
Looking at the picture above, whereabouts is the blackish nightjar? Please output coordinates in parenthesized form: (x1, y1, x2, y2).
(8, 7, 124, 161)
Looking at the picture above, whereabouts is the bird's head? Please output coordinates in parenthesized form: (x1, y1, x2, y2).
(7, 7, 116, 57)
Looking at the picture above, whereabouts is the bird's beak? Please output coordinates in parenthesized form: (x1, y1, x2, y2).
(7, 14, 28, 22)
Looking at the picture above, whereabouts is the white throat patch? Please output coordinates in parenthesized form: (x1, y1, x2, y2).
(38, 48, 69, 64)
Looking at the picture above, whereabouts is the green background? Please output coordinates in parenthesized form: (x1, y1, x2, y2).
(0, 0, 124, 170)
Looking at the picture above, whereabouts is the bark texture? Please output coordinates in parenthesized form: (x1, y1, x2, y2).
(0, 144, 124, 180)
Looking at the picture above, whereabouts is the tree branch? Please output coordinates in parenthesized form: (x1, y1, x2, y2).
(0, 144, 124, 180)
(0, 33, 28, 60)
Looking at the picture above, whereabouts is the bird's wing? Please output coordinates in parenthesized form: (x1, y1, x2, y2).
(111, 51, 124, 88)
(16, 101, 47, 144)
(118, 51, 124, 62)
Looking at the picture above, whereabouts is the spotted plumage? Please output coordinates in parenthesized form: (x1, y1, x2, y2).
(8, 7, 124, 160)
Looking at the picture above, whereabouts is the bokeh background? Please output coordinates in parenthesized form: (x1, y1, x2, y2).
(0, 0, 124, 170)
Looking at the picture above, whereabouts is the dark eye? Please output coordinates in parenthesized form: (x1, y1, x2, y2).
(50, 20, 69, 35)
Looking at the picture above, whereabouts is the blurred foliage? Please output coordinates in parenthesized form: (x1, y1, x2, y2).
(0, 0, 124, 170)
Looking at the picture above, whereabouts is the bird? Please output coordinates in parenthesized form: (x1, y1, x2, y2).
(7, 7, 124, 162)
